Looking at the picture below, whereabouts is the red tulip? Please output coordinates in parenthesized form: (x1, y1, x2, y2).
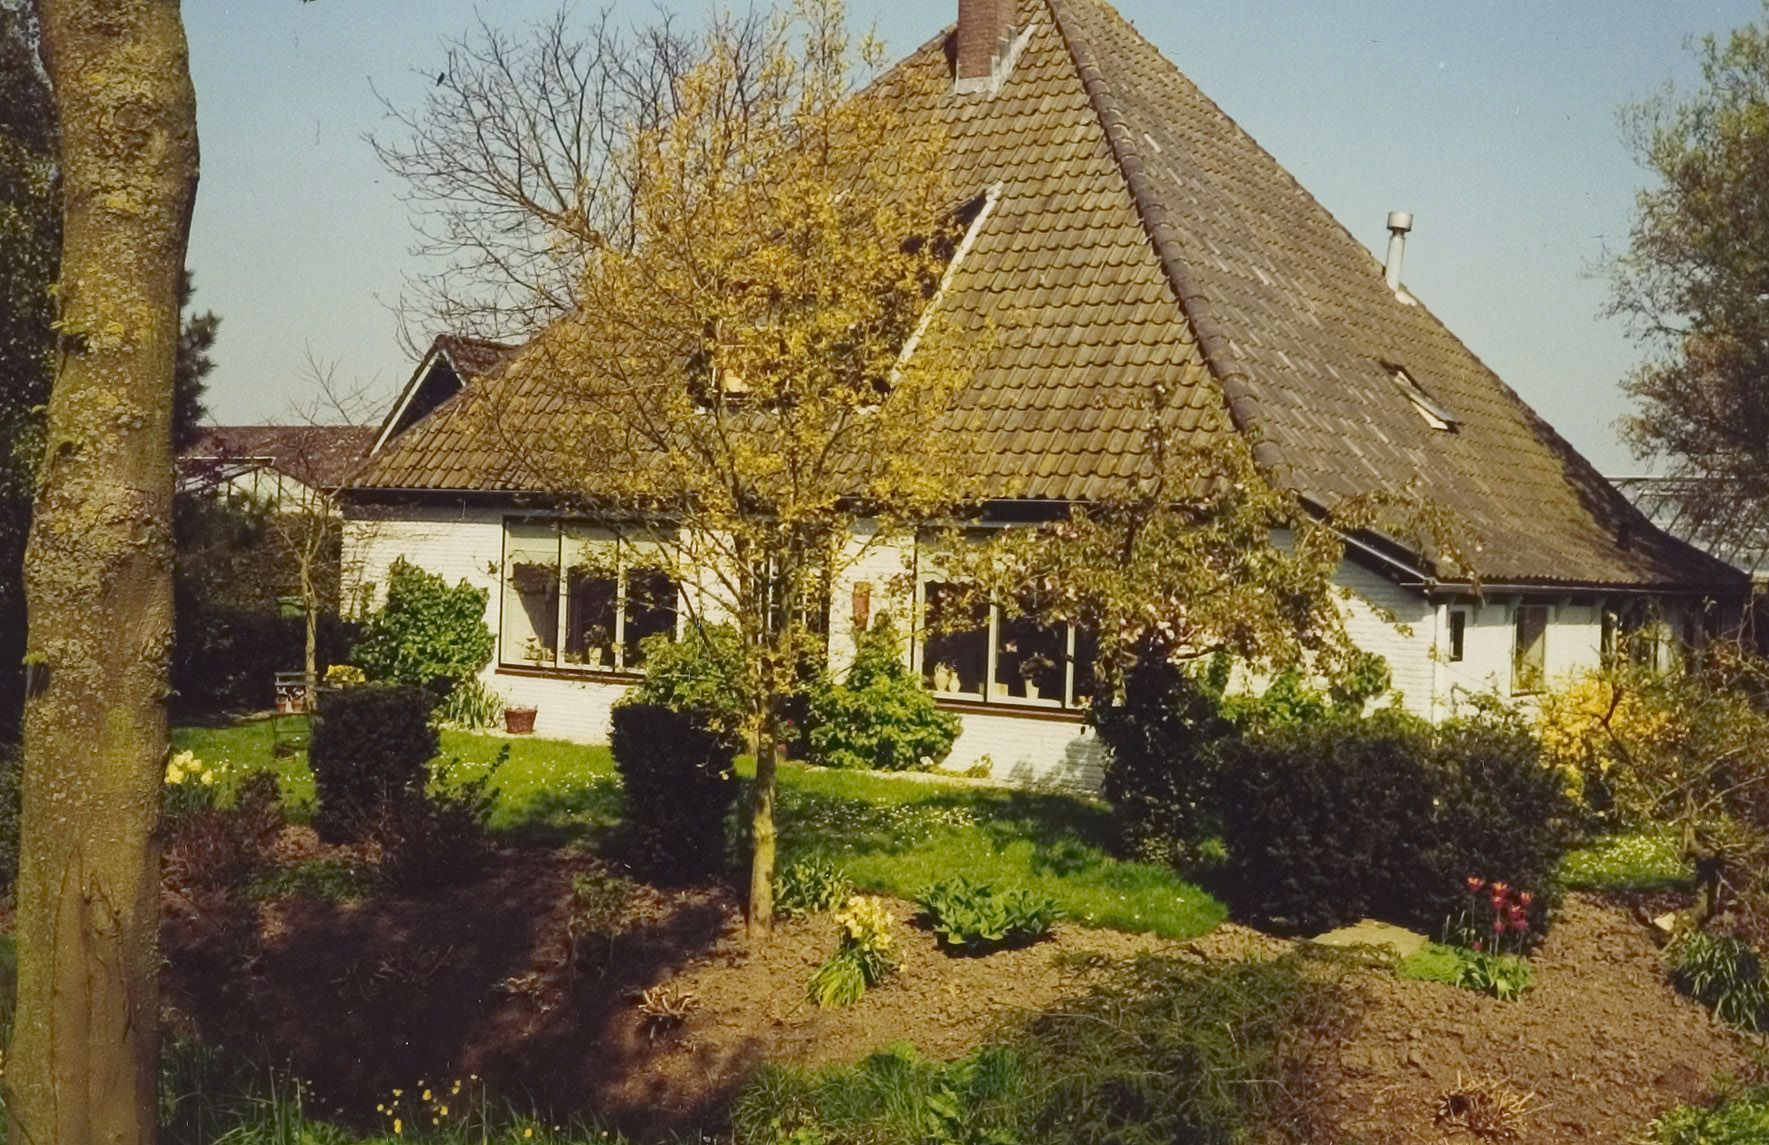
(1491, 882, 1511, 899)
(1492, 918, 1507, 934)
(1466, 877, 1486, 894)
(1518, 891, 1534, 908)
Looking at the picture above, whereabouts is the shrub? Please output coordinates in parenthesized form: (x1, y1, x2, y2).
(609, 701, 739, 877)
(775, 854, 851, 920)
(307, 682, 438, 842)
(916, 876, 1060, 953)
(1666, 932, 1769, 1032)
(1649, 1083, 1769, 1145)
(809, 895, 898, 1008)
(1094, 657, 1234, 865)
(349, 558, 494, 691)
(1218, 705, 1572, 935)
(808, 616, 959, 771)
(373, 750, 504, 891)
(1453, 950, 1533, 1001)
(1218, 709, 1438, 931)
(627, 623, 751, 734)
(566, 868, 640, 972)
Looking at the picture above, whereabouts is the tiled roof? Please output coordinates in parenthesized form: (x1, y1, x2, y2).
(433, 334, 519, 381)
(352, 0, 1742, 592)
(183, 425, 378, 491)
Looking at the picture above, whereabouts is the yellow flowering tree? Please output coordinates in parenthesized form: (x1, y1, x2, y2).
(474, 0, 978, 934)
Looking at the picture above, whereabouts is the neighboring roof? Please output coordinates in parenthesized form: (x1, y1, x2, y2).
(182, 425, 378, 492)
(1611, 475, 1769, 583)
(352, 0, 1742, 594)
(370, 334, 520, 455)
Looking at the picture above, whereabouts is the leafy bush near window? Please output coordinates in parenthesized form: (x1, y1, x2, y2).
(307, 682, 438, 842)
(1218, 706, 1572, 934)
(1666, 931, 1769, 1032)
(1093, 657, 1234, 865)
(808, 616, 959, 772)
(1648, 1082, 1769, 1145)
(774, 854, 851, 920)
(916, 876, 1060, 953)
(627, 624, 751, 734)
(809, 895, 898, 1008)
(609, 701, 740, 878)
(350, 557, 495, 692)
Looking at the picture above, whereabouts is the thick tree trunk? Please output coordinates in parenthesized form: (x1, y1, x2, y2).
(6, 2, 198, 1142)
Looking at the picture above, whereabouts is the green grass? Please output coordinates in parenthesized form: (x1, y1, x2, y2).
(1395, 941, 1467, 985)
(1647, 1083, 1769, 1144)
(171, 716, 1225, 940)
(768, 762, 1226, 939)
(1559, 829, 1694, 892)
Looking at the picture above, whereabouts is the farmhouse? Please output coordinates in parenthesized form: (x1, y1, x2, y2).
(342, 0, 1743, 789)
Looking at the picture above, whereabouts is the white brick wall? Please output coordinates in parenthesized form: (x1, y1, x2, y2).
(343, 506, 1691, 792)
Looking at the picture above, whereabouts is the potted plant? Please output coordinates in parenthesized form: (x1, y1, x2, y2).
(504, 703, 538, 735)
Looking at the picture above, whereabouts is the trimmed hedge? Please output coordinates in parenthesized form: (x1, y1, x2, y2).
(610, 702, 739, 877)
(308, 683, 437, 842)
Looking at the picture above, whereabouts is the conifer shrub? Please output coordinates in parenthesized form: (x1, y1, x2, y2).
(609, 701, 739, 877)
(308, 682, 437, 842)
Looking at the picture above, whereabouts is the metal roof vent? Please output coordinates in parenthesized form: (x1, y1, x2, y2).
(1384, 211, 1413, 294)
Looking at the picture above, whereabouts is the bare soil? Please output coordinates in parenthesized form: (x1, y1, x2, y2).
(162, 843, 1754, 1143)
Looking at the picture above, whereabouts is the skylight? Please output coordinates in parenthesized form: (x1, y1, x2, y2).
(1390, 366, 1458, 431)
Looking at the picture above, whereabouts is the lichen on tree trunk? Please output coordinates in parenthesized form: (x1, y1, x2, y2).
(5, 1, 199, 1142)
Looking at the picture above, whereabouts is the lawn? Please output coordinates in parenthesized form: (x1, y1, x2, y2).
(173, 715, 1224, 940)
(1559, 829, 1695, 893)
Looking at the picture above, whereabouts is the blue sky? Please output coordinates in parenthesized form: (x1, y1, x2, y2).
(182, 0, 1762, 472)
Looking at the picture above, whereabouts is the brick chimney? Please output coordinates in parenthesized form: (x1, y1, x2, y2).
(956, 0, 1016, 91)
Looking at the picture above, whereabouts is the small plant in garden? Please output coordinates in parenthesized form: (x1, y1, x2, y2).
(635, 984, 698, 1037)
(1648, 1081, 1769, 1145)
(807, 615, 960, 772)
(323, 662, 366, 687)
(373, 748, 507, 891)
(917, 877, 1060, 953)
(1454, 950, 1534, 1003)
(434, 677, 505, 730)
(809, 895, 898, 1008)
(774, 855, 851, 920)
(1442, 878, 1537, 1000)
(1665, 931, 1769, 1032)
(566, 867, 639, 972)
(1434, 1074, 1540, 1142)
(163, 749, 232, 817)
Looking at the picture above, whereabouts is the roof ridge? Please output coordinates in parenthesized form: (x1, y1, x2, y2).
(1042, 0, 1283, 478)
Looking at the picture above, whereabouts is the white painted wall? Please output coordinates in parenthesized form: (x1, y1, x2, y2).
(342, 505, 1703, 792)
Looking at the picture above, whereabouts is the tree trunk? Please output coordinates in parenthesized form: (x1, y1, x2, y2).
(301, 536, 318, 710)
(6, 2, 198, 1142)
(747, 729, 778, 937)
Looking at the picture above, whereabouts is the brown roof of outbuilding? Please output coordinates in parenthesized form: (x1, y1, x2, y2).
(183, 425, 378, 491)
(352, 0, 1741, 592)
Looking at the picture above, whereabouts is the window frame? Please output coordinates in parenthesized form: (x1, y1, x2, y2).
(1446, 608, 1468, 663)
(912, 566, 1093, 713)
(497, 517, 682, 677)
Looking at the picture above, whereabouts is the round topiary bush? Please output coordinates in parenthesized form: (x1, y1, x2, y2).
(308, 682, 438, 842)
(807, 616, 958, 771)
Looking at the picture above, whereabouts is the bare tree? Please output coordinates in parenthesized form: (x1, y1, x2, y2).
(8, 0, 198, 1140)
(371, 4, 766, 349)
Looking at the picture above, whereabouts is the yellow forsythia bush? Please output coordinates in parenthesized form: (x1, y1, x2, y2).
(1536, 669, 1680, 811)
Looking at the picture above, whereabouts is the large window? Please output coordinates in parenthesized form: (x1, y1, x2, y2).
(501, 520, 680, 673)
(918, 580, 1094, 710)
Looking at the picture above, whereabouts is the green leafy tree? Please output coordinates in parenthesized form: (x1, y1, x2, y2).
(350, 557, 495, 690)
(1611, 8, 1769, 526)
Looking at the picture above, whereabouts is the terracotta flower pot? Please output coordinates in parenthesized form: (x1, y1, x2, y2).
(505, 706, 538, 735)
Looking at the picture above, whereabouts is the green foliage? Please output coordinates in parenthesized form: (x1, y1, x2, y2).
(247, 856, 374, 904)
(808, 616, 959, 771)
(1395, 941, 1467, 986)
(434, 676, 504, 730)
(627, 623, 751, 734)
(609, 701, 739, 877)
(916, 877, 1060, 953)
(1560, 830, 1695, 892)
(1666, 932, 1769, 1032)
(810, 896, 898, 1008)
(732, 1044, 1025, 1145)
(566, 867, 639, 970)
(1093, 657, 1233, 865)
(1218, 706, 1572, 934)
(308, 683, 439, 842)
(775, 854, 851, 920)
(1453, 950, 1534, 1001)
(1648, 1082, 1769, 1145)
(350, 558, 495, 690)
(0, 741, 18, 894)
(374, 748, 507, 891)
